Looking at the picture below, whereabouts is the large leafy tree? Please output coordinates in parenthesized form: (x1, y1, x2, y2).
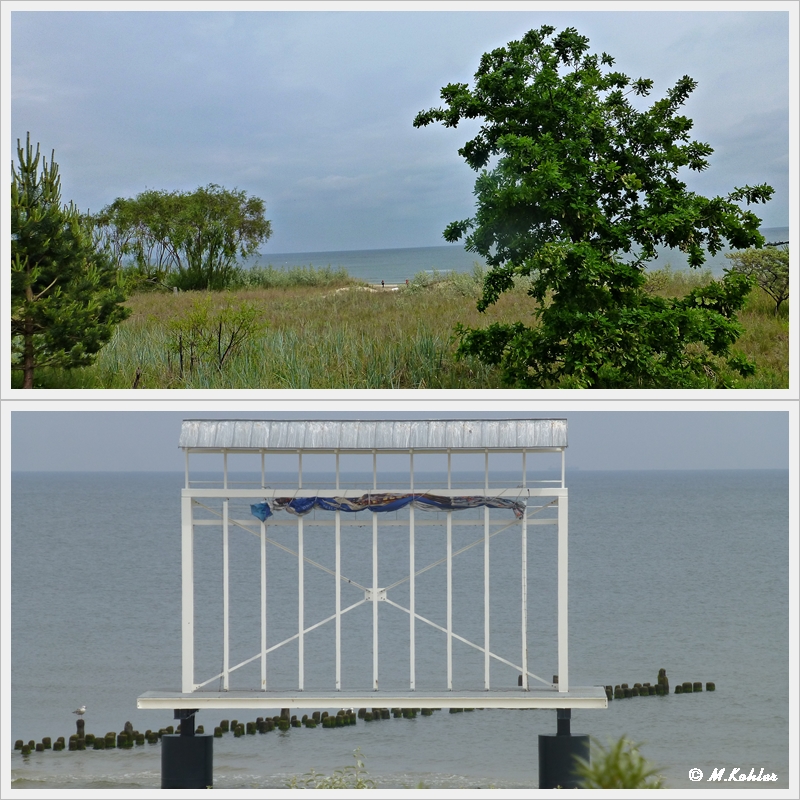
(11, 134, 130, 388)
(414, 26, 774, 388)
(95, 185, 272, 290)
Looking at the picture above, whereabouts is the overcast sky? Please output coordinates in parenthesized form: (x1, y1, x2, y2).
(9, 6, 790, 253)
(9, 410, 789, 472)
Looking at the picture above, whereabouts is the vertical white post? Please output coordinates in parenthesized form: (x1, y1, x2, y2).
(261, 519, 267, 690)
(558, 492, 569, 692)
(335, 510, 341, 691)
(372, 450, 379, 690)
(181, 494, 194, 693)
(522, 450, 527, 490)
(561, 449, 565, 488)
(484, 450, 490, 690)
(297, 450, 306, 691)
(335, 451, 341, 691)
(298, 516, 304, 690)
(446, 449, 453, 690)
(409, 450, 415, 690)
(521, 451, 528, 690)
(372, 514, 379, 690)
(521, 500, 528, 691)
(222, 498, 230, 691)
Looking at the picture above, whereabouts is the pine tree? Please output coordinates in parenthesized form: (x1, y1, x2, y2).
(11, 133, 130, 388)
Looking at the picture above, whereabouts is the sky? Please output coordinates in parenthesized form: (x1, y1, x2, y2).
(8, 5, 791, 253)
(9, 410, 790, 472)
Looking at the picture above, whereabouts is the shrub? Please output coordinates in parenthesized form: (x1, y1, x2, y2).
(575, 736, 664, 789)
(167, 294, 265, 376)
(228, 263, 356, 289)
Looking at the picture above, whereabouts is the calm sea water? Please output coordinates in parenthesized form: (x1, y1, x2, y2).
(253, 227, 789, 284)
(10, 470, 789, 789)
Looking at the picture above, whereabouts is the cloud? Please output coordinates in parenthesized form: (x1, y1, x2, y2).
(11, 9, 790, 250)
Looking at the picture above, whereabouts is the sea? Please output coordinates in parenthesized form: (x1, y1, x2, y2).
(252, 227, 789, 285)
(9, 469, 789, 790)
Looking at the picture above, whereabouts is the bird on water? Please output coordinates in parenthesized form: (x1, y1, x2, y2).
(72, 706, 86, 716)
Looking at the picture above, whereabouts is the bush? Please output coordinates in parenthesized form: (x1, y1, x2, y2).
(575, 737, 664, 789)
(228, 263, 356, 289)
(644, 264, 714, 296)
(168, 294, 265, 376)
(403, 264, 505, 297)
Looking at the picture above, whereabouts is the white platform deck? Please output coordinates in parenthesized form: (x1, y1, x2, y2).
(138, 687, 608, 711)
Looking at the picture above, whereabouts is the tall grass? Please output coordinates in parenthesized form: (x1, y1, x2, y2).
(41, 276, 532, 388)
(14, 265, 787, 389)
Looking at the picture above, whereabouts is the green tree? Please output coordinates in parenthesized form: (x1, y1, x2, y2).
(725, 244, 789, 314)
(96, 185, 272, 291)
(414, 26, 774, 388)
(93, 190, 181, 290)
(11, 134, 130, 388)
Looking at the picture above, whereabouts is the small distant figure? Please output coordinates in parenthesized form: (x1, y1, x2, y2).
(72, 706, 86, 716)
(381, 279, 385, 288)
(405, 278, 409, 286)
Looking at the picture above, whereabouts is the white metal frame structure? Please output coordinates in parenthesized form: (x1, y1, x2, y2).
(139, 419, 606, 712)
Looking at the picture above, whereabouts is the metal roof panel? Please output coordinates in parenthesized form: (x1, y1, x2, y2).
(180, 419, 567, 451)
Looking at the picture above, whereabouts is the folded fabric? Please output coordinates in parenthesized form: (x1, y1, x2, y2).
(250, 493, 524, 521)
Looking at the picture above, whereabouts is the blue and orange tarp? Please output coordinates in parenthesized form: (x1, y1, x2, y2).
(250, 493, 524, 521)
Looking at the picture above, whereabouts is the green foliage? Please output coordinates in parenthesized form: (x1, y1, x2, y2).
(95, 184, 272, 290)
(644, 264, 713, 296)
(168, 294, 265, 376)
(11, 133, 130, 388)
(575, 737, 664, 789)
(447, 263, 489, 296)
(286, 748, 376, 789)
(725, 245, 789, 313)
(228, 263, 356, 289)
(403, 264, 489, 297)
(403, 269, 451, 292)
(414, 25, 774, 388)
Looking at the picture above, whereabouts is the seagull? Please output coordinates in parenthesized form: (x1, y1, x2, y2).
(72, 706, 86, 716)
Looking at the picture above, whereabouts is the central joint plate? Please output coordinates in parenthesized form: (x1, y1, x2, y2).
(364, 587, 387, 602)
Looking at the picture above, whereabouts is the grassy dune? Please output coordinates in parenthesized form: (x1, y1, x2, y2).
(16, 266, 788, 389)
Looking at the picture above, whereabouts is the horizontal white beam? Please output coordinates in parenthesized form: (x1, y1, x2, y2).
(191, 518, 557, 528)
(183, 487, 567, 499)
(138, 687, 607, 711)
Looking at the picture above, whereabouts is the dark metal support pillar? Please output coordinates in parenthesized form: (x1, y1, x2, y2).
(161, 709, 213, 789)
(538, 709, 590, 789)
